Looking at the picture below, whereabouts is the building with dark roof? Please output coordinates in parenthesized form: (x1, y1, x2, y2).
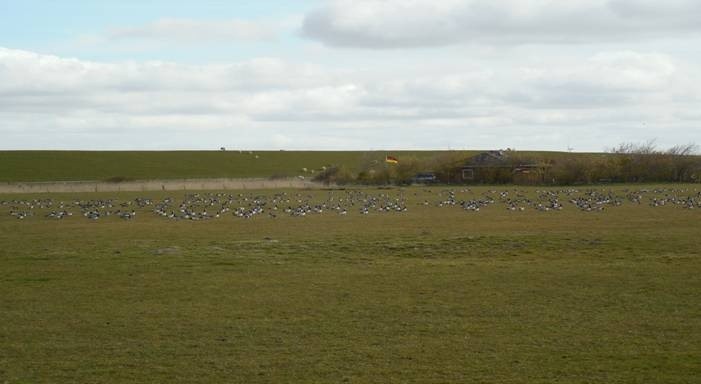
(461, 150, 548, 184)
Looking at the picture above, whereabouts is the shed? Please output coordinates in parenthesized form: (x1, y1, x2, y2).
(461, 151, 547, 184)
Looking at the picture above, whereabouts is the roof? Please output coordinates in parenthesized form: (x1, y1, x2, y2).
(464, 151, 510, 168)
(463, 151, 544, 169)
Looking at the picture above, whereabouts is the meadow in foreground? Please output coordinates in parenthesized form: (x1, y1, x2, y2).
(1, 186, 700, 383)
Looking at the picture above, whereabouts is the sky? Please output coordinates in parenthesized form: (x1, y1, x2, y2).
(1, 0, 700, 151)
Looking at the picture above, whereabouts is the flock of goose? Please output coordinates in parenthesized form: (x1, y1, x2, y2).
(429, 187, 700, 213)
(4, 187, 700, 221)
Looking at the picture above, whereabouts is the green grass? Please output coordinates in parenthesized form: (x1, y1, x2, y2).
(0, 150, 602, 183)
(2, 150, 697, 184)
(1, 185, 700, 382)
(0, 150, 479, 182)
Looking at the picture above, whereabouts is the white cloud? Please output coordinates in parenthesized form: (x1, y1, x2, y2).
(0, 47, 699, 150)
(511, 51, 679, 108)
(302, 0, 701, 48)
(108, 18, 279, 43)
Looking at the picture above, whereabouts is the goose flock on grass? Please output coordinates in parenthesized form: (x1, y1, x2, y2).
(3, 188, 700, 221)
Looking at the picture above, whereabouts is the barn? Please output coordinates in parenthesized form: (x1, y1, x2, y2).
(461, 151, 547, 184)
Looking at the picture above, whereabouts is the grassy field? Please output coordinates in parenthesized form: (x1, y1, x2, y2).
(0, 150, 481, 182)
(0, 150, 610, 183)
(1, 185, 700, 382)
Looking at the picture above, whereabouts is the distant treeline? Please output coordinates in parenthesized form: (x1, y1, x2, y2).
(315, 143, 701, 185)
(548, 143, 700, 185)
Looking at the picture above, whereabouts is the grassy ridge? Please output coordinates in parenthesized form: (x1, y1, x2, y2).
(1, 186, 700, 382)
(2, 150, 696, 184)
(0, 150, 609, 183)
(0, 150, 479, 182)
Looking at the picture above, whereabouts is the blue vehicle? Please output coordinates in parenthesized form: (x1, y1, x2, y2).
(413, 172, 438, 184)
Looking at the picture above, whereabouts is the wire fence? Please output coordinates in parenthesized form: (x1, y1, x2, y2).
(0, 178, 327, 194)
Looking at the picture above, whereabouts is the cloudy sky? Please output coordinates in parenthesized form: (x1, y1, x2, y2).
(1, 0, 700, 151)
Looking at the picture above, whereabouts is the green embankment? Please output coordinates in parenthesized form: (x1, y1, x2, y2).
(0, 150, 585, 182)
(0, 151, 455, 182)
(0, 151, 365, 182)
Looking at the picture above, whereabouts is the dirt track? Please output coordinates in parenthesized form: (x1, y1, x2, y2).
(0, 178, 330, 194)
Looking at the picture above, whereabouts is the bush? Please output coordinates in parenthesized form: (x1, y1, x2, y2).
(608, 141, 701, 183)
(312, 144, 700, 186)
(312, 166, 356, 185)
(426, 152, 471, 183)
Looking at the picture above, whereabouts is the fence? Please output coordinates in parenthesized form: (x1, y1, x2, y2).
(0, 178, 327, 194)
